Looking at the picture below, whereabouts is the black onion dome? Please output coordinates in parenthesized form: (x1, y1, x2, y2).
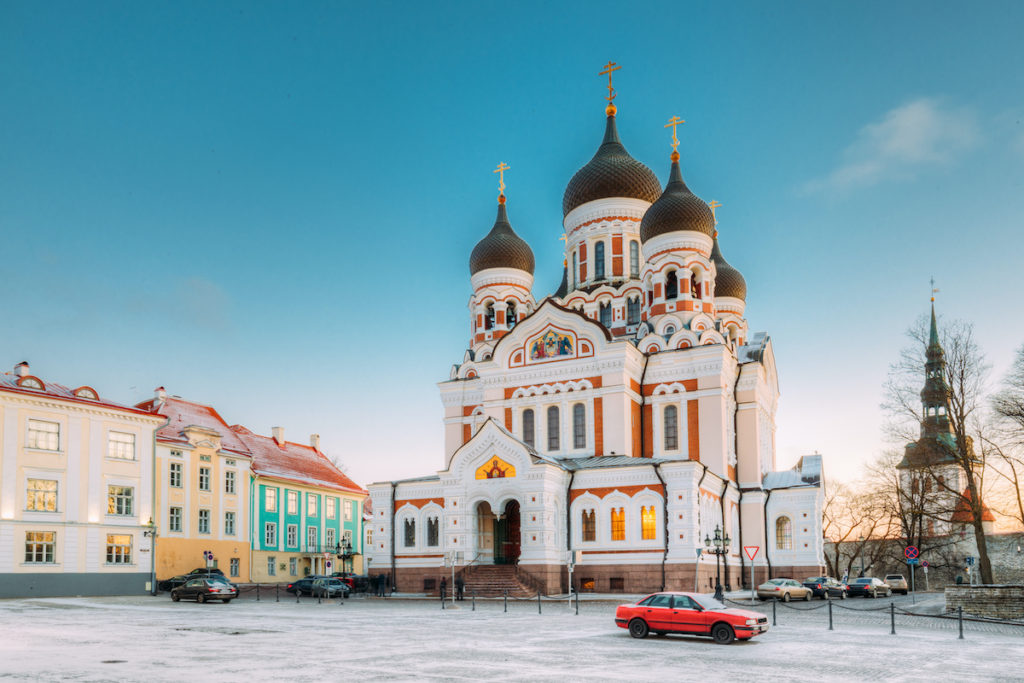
(469, 201, 535, 275)
(639, 159, 716, 243)
(711, 233, 747, 301)
(562, 115, 662, 217)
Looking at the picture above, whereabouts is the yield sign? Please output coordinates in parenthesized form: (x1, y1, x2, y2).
(743, 546, 759, 561)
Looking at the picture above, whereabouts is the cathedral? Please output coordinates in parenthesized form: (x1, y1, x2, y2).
(367, 70, 824, 594)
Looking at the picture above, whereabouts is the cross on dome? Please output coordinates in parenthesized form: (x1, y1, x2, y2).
(665, 115, 685, 159)
(599, 60, 621, 116)
(709, 200, 722, 225)
(494, 162, 510, 203)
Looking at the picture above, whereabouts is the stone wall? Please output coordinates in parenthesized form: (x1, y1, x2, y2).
(944, 584, 1024, 619)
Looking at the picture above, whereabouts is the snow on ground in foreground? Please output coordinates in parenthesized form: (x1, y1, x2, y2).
(0, 595, 1021, 682)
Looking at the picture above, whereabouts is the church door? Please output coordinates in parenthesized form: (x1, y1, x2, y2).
(494, 500, 521, 565)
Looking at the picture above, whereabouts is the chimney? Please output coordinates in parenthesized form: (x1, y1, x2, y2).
(310, 434, 321, 451)
(15, 361, 29, 378)
(154, 386, 167, 402)
(272, 426, 285, 445)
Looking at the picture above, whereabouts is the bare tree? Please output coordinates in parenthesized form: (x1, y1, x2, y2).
(990, 349, 1024, 529)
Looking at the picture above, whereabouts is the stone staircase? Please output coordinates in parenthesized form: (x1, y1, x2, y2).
(462, 565, 536, 598)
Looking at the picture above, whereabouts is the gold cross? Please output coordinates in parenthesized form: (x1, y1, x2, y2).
(709, 200, 722, 224)
(494, 162, 510, 196)
(931, 277, 939, 302)
(599, 61, 621, 103)
(664, 115, 685, 154)
(558, 233, 568, 245)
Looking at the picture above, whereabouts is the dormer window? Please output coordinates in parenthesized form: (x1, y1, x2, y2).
(74, 387, 98, 400)
(18, 377, 44, 390)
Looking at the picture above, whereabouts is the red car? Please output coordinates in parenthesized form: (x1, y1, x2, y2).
(615, 592, 769, 644)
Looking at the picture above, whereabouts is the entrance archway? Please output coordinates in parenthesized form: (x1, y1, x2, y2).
(475, 500, 521, 565)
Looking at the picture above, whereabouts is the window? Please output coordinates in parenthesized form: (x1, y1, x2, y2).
(198, 509, 210, 534)
(427, 517, 439, 546)
(267, 556, 276, 576)
(627, 297, 640, 324)
(522, 409, 535, 449)
(307, 526, 318, 550)
(27, 419, 60, 451)
(106, 534, 132, 564)
(664, 405, 679, 451)
(506, 301, 517, 329)
(641, 506, 657, 540)
(230, 558, 239, 577)
(25, 531, 55, 563)
(343, 529, 353, 548)
(666, 270, 678, 300)
(107, 432, 135, 460)
(287, 524, 298, 548)
(169, 507, 182, 532)
(224, 470, 235, 494)
(547, 406, 560, 451)
(404, 519, 415, 547)
(599, 301, 612, 328)
(775, 516, 792, 550)
(224, 511, 235, 536)
(107, 486, 133, 516)
(169, 462, 182, 488)
(289, 557, 297, 576)
(572, 252, 578, 289)
(198, 467, 210, 491)
(485, 303, 495, 331)
(582, 509, 596, 542)
(691, 272, 700, 299)
(629, 241, 639, 278)
(345, 500, 353, 522)
(26, 479, 57, 512)
(265, 488, 277, 513)
(307, 494, 318, 517)
(265, 522, 277, 547)
(287, 490, 298, 515)
(595, 241, 605, 279)
(326, 527, 336, 549)
(572, 403, 586, 449)
(326, 498, 336, 520)
(611, 507, 625, 541)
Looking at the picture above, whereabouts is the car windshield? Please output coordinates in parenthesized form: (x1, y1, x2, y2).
(806, 577, 825, 582)
(853, 578, 872, 584)
(886, 576, 903, 580)
(693, 595, 726, 610)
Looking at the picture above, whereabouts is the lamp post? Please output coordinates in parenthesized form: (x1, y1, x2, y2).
(704, 525, 730, 602)
(143, 518, 157, 596)
(856, 535, 865, 577)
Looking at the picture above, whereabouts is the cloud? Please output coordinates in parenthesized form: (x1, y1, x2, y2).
(802, 98, 980, 194)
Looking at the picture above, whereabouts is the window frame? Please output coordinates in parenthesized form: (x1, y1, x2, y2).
(594, 241, 605, 280)
(610, 507, 625, 541)
(265, 487, 277, 513)
(107, 431, 136, 461)
(287, 490, 298, 515)
(107, 485, 134, 516)
(26, 478, 57, 512)
(26, 419, 60, 451)
(224, 470, 235, 494)
(223, 511, 235, 536)
(287, 524, 298, 548)
(629, 240, 640, 278)
(264, 522, 277, 547)
(664, 405, 679, 451)
(197, 508, 211, 534)
(775, 516, 793, 550)
(522, 408, 535, 449)
(169, 506, 182, 533)
(105, 534, 132, 565)
(198, 467, 211, 492)
(572, 403, 586, 449)
(25, 531, 55, 564)
(547, 406, 560, 451)
(169, 462, 182, 488)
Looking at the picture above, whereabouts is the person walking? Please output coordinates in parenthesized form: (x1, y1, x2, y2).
(376, 572, 386, 597)
(455, 575, 465, 601)
(440, 576, 447, 601)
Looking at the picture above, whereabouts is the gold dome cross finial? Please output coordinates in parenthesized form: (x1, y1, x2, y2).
(599, 61, 621, 115)
(931, 276, 939, 302)
(665, 115, 685, 159)
(709, 200, 722, 225)
(494, 162, 510, 200)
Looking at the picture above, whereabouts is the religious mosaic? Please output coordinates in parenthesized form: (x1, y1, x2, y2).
(529, 329, 574, 361)
(475, 456, 516, 480)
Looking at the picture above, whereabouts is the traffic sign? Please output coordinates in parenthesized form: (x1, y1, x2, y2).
(921, 560, 929, 568)
(904, 546, 919, 560)
(743, 546, 759, 561)
(907, 558, 919, 565)
(966, 556, 975, 566)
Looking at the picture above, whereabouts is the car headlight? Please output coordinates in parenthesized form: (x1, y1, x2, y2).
(746, 619, 757, 625)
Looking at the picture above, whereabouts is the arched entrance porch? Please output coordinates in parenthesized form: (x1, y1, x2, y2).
(475, 500, 521, 565)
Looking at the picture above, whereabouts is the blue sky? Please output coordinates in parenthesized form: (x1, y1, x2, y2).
(2, 1, 1022, 486)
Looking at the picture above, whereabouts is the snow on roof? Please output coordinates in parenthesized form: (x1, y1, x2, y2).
(137, 396, 252, 456)
(556, 455, 674, 471)
(763, 454, 823, 490)
(0, 370, 160, 418)
(232, 425, 365, 496)
(738, 332, 768, 363)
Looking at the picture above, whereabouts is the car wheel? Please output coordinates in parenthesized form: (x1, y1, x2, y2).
(782, 592, 791, 603)
(840, 591, 847, 600)
(869, 590, 876, 599)
(804, 591, 812, 602)
(197, 593, 206, 604)
(171, 593, 180, 602)
(711, 623, 735, 645)
(628, 619, 649, 639)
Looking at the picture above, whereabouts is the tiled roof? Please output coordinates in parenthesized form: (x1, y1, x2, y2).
(469, 201, 535, 275)
(1, 369, 160, 418)
(232, 425, 365, 496)
(639, 159, 715, 243)
(951, 487, 996, 523)
(136, 396, 252, 456)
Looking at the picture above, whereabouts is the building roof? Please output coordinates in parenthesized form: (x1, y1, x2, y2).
(1, 364, 160, 418)
(554, 455, 674, 471)
(469, 199, 535, 275)
(563, 114, 661, 217)
(231, 424, 365, 495)
(711, 232, 747, 301)
(639, 158, 715, 243)
(137, 395, 252, 456)
(763, 454, 823, 490)
(951, 487, 996, 523)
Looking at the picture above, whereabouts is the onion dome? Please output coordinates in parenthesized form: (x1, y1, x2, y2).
(562, 115, 662, 217)
(469, 197, 535, 275)
(640, 157, 716, 243)
(711, 231, 747, 301)
(554, 262, 569, 298)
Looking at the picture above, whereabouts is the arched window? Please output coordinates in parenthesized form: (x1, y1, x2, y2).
(627, 297, 640, 324)
(610, 507, 625, 541)
(522, 409, 535, 449)
(572, 403, 586, 449)
(427, 517, 439, 546)
(404, 518, 416, 547)
(666, 270, 678, 300)
(599, 302, 612, 328)
(775, 516, 792, 550)
(691, 272, 701, 299)
(924, 478, 932, 493)
(506, 301, 517, 329)
(572, 251, 578, 290)
(581, 509, 596, 542)
(595, 241, 605, 280)
(911, 479, 919, 495)
(484, 304, 495, 330)
(547, 406, 560, 451)
(647, 290, 654, 306)
(629, 241, 640, 278)
(664, 325, 675, 336)
(664, 405, 679, 450)
(641, 506, 657, 540)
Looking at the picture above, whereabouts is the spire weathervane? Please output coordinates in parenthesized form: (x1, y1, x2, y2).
(930, 276, 939, 302)
(709, 200, 722, 225)
(494, 162, 510, 202)
(664, 115, 685, 160)
(599, 61, 621, 115)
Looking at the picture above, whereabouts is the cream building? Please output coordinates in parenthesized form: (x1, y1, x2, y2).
(0, 362, 165, 597)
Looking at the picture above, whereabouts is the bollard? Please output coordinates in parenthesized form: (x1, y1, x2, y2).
(575, 589, 579, 616)
(772, 598, 777, 626)
(538, 590, 542, 615)
(828, 600, 833, 631)
(296, 586, 300, 603)
(276, 583, 279, 603)
(442, 587, 446, 610)
(317, 587, 322, 605)
(472, 590, 476, 612)
(958, 606, 964, 640)
(890, 603, 896, 635)
(256, 583, 261, 602)
(504, 589, 508, 613)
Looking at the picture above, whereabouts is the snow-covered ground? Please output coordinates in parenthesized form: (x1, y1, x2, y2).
(1, 593, 1021, 681)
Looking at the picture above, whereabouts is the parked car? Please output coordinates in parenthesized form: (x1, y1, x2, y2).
(286, 576, 330, 596)
(171, 577, 238, 603)
(188, 567, 224, 577)
(847, 577, 892, 598)
(802, 576, 848, 599)
(312, 577, 351, 598)
(756, 578, 813, 602)
(158, 570, 228, 592)
(615, 592, 769, 644)
(885, 575, 909, 595)
(331, 572, 371, 593)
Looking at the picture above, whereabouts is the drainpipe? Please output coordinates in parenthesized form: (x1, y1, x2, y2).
(149, 415, 167, 595)
(390, 481, 397, 592)
(732, 360, 746, 588)
(696, 463, 708, 589)
(653, 463, 668, 591)
(763, 489, 773, 580)
(249, 474, 255, 583)
(565, 469, 575, 592)
(720, 477, 730, 590)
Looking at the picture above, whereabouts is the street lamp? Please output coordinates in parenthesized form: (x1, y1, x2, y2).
(142, 517, 157, 596)
(703, 525, 730, 601)
(335, 539, 354, 573)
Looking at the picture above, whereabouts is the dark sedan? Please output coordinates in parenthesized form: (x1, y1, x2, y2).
(802, 576, 848, 599)
(286, 576, 331, 596)
(158, 570, 228, 592)
(312, 578, 351, 598)
(171, 577, 238, 603)
(847, 577, 892, 598)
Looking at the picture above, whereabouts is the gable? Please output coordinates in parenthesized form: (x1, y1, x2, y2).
(445, 419, 535, 479)
(491, 299, 611, 370)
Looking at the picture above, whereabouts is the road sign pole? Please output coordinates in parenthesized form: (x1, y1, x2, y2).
(750, 561, 755, 604)
(910, 563, 915, 604)
(924, 565, 929, 592)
